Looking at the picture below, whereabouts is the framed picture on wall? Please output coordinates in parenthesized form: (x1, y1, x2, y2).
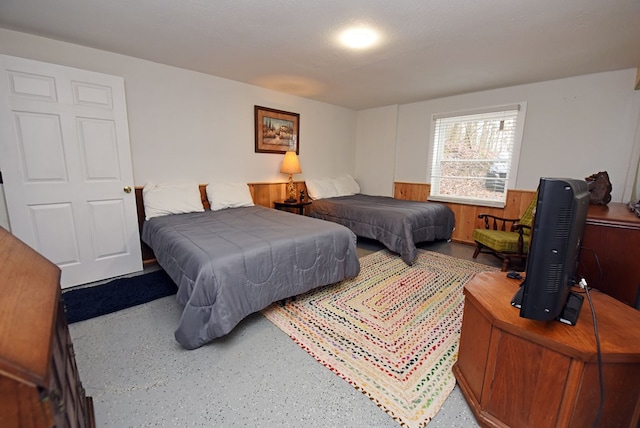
(254, 105, 300, 154)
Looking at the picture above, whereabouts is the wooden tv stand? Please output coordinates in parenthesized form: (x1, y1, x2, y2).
(453, 272, 640, 428)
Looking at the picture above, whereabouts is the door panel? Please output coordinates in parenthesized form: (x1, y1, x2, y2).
(88, 199, 129, 259)
(7, 69, 57, 101)
(78, 118, 121, 180)
(15, 112, 68, 181)
(72, 81, 113, 108)
(29, 203, 80, 267)
(0, 55, 142, 288)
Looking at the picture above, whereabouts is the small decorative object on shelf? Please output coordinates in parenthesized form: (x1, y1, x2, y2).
(300, 190, 305, 202)
(585, 171, 612, 205)
(628, 200, 640, 217)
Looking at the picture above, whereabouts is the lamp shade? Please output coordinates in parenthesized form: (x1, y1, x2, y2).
(280, 151, 302, 174)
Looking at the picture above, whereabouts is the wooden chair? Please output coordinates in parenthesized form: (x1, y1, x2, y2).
(472, 192, 538, 271)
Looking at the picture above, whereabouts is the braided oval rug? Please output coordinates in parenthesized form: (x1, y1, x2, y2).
(262, 249, 497, 428)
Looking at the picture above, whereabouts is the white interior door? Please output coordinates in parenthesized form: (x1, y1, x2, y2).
(0, 55, 142, 288)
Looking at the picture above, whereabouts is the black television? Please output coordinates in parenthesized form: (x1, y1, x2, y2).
(511, 177, 590, 325)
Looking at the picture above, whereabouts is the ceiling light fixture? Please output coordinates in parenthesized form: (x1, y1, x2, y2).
(339, 27, 379, 49)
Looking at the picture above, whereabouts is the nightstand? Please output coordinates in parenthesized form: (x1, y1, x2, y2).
(273, 200, 312, 215)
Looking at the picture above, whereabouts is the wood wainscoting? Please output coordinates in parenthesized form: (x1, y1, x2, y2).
(394, 182, 536, 245)
(248, 181, 307, 208)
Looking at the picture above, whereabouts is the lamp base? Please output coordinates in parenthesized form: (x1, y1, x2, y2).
(286, 174, 297, 203)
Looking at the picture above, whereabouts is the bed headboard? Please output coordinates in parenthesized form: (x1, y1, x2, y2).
(134, 181, 307, 231)
(135, 181, 306, 264)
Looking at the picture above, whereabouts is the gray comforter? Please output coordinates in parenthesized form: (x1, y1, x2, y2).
(142, 206, 360, 349)
(307, 194, 455, 265)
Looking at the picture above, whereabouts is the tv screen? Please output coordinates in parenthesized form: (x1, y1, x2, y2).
(512, 177, 590, 324)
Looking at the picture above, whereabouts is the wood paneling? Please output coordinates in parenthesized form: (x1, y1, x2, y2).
(393, 182, 536, 245)
(248, 181, 307, 208)
(394, 181, 432, 201)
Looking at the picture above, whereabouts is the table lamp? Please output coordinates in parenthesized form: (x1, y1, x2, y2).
(280, 151, 301, 203)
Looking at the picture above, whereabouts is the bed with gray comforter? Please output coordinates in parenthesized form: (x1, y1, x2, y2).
(307, 194, 455, 265)
(142, 206, 360, 349)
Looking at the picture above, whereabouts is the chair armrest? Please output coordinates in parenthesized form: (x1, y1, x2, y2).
(512, 223, 531, 233)
(477, 213, 522, 231)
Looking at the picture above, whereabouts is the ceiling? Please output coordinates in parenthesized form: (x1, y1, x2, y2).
(1, 0, 639, 110)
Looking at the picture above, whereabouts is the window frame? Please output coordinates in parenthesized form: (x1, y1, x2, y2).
(428, 102, 527, 208)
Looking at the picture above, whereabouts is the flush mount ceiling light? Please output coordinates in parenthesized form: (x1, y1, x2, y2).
(338, 26, 380, 49)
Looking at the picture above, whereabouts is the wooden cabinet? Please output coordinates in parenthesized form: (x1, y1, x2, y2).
(0, 227, 95, 428)
(580, 202, 640, 306)
(453, 272, 640, 428)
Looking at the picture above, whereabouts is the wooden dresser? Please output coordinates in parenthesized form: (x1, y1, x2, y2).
(0, 227, 95, 428)
(580, 202, 640, 306)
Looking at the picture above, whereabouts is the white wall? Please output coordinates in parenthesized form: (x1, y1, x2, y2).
(359, 69, 640, 203)
(354, 105, 398, 196)
(0, 29, 358, 230)
(3, 29, 639, 233)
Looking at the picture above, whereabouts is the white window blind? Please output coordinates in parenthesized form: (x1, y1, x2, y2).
(430, 104, 524, 207)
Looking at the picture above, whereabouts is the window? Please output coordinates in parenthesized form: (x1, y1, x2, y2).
(429, 103, 526, 207)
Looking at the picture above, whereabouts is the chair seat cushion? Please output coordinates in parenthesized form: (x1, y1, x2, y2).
(472, 229, 530, 254)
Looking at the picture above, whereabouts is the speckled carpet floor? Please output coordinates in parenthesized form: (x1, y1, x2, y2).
(263, 249, 497, 428)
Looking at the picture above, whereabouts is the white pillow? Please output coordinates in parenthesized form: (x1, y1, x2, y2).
(143, 182, 204, 220)
(306, 178, 338, 200)
(304, 179, 322, 200)
(206, 182, 254, 211)
(332, 175, 360, 196)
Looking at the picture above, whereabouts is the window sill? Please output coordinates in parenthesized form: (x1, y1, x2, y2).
(428, 195, 506, 209)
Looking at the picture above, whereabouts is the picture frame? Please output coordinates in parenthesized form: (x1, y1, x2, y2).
(254, 105, 300, 154)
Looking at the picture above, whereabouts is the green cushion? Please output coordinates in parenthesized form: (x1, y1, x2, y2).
(519, 191, 538, 234)
(473, 229, 530, 254)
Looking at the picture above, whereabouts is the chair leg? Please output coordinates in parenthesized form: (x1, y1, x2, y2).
(501, 257, 510, 272)
(473, 244, 482, 259)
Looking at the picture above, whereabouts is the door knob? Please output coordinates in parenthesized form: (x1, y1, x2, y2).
(123, 186, 132, 193)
